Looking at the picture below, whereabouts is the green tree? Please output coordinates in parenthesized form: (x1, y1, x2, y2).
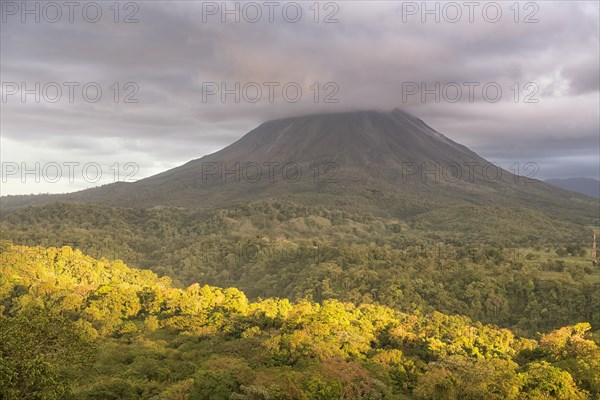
(520, 362, 589, 399)
(0, 307, 95, 400)
(189, 369, 239, 400)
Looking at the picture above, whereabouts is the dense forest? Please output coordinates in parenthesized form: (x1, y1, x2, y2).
(1, 202, 598, 336)
(1, 242, 599, 399)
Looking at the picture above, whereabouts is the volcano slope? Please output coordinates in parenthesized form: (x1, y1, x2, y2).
(2, 109, 597, 225)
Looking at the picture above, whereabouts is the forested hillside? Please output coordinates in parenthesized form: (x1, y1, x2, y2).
(1, 202, 598, 336)
(1, 242, 599, 399)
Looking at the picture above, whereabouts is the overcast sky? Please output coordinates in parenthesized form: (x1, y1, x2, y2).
(1, 0, 599, 195)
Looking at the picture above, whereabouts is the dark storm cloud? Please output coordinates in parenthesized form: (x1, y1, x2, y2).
(1, 1, 598, 194)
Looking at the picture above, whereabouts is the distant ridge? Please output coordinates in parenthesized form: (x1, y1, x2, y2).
(545, 178, 600, 199)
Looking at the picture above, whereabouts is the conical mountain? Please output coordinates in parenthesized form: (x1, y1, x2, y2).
(146, 109, 487, 183)
(1, 110, 597, 224)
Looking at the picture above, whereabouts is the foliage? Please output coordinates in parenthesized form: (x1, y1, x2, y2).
(1, 202, 598, 337)
(0, 306, 95, 400)
(0, 242, 598, 399)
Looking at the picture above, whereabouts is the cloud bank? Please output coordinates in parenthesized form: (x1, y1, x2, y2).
(1, 1, 598, 194)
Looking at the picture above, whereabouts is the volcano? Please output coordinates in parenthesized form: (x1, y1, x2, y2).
(1, 109, 597, 223)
